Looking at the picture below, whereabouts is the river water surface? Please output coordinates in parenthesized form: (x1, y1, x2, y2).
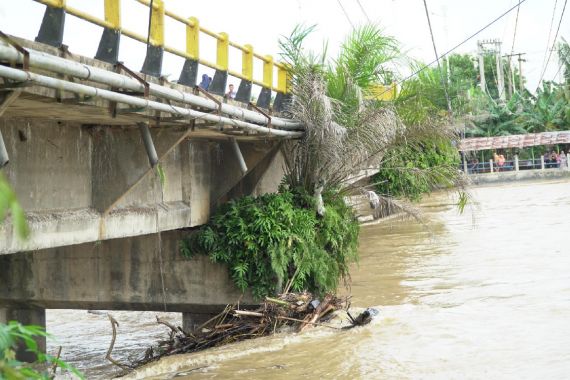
(48, 179, 570, 379)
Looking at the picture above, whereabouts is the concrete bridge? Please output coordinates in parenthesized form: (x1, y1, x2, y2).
(0, 0, 303, 360)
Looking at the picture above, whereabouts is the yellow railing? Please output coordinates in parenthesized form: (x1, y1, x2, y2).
(33, 0, 288, 93)
(366, 83, 398, 101)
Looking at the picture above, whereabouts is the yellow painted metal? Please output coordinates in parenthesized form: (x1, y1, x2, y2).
(149, 0, 164, 47)
(185, 16, 199, 60)
(366, 83, 398, 101)
(104, 0, 121, 29)
(217, 32, 229, 71)
(122, 29, 149, 45)
(32, 0, 287, 93)
(277, 64, 289, 93)
(66, 5, 113, 29)
(242, 44, 253, 81)
(262, 55, 273, 89)
(229, 41, 247, 52)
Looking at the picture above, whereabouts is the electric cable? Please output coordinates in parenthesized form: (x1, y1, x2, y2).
(422, 0, 453, 116)
(355, 0, 372, 23)
(538, 0, 568, 85)
(146, 0, 154, 47)
(336, 0, 355, 29)
(374, 0, 528, 98)
(510, 1, 521, 55)
(540, 0, 559, 77)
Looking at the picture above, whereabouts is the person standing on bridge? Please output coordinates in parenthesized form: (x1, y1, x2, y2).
(559, 150, 567, 170)
(225, 84, 236, 100)
(198, 74, 212, 91)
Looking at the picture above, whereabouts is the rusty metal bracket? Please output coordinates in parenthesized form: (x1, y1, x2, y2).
(115, 62, 150, 98)
(108, 62, 150, 118)
(194, 85, 223, 130)
(249, 102, 272, 135)
(194, 86, 221, 115)
(0, 31, 30, 71)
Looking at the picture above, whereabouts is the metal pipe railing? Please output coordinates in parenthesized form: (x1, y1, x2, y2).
(0, 65, 302, 138)
(462, 157, 569, 174)
(0, 43, 302, 130)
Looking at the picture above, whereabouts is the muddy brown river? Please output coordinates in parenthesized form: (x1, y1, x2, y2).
(48, 179, 570, 378)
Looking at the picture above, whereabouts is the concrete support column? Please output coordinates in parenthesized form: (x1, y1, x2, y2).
(0, 307, 46, 362)
(489, 159, 494, 173)
(540, 156, 545, 170)
(462, 156, 468, 173)
(182, 312, 218, 332)
(515, 155, 519, 171)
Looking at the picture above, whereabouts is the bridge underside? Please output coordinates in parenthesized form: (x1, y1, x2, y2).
(0, 37, 290, 254)
(0, 37, 294, 360)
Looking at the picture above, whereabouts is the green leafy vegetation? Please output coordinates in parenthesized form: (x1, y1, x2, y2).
(181, 188, 359, 299)
(373, 139, 460, 201)
(0, 321, 83, 379)
(0, 173, 29, 240)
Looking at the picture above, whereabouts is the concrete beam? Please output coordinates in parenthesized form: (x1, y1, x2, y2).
(0, 230, 252, 312)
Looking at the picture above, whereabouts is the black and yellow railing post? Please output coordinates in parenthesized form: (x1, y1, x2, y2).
(273, 64, 291, 112)
(256, 55, 273, 109)
(178, 16, 200, 86)
(95, 0, 121, 63)
(141, 0, 164, 77)
(30, 0, 294, 112)
(35, 0, 66, 47)
(209, 32, 229, 96)
(235, 44, 253, 102)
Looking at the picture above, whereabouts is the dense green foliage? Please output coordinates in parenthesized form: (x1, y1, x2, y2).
(373, 140, 460, 201)
(180, 188, 359, 299)
(0, 322, 82, 379)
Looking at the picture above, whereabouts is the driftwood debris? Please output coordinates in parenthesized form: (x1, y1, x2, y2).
(131, 292, 369, 368)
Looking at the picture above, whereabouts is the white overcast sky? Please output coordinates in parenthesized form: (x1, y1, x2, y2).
(0, 0, 568, 92)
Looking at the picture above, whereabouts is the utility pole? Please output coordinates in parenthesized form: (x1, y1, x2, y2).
(506, 57, 513, 98)
(478, 39, 506, 100)
(518, 54, 525, 92)
(494, 40, 506, 101)
(477, 41, 486, 93)
(504, 52, 526, 93)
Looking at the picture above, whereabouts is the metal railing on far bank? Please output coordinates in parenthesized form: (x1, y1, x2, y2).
(461, 154, 570, 174)
(32, 0, 290, 110)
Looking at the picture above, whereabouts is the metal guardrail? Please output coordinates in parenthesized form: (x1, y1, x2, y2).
(32, 0, 290, 110)
(462, 157, 569, 174)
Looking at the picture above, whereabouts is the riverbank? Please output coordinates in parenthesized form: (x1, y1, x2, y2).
(468, 167, 570, 185)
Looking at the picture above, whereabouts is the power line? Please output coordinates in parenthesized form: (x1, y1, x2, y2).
(375, 0, 528, 98)
(422, 0, 452, 115)
(336, 0, 355, 29)
(538, 0, 568, 85)
(540, 0, 559, 76)
(355, 0, 372, 23)
(510, 0, 521, 55)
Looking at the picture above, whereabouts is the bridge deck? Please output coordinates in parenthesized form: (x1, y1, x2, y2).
(0, 36, 299, 140)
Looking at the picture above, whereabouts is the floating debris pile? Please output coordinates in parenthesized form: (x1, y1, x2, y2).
(129, 292, 374, 369)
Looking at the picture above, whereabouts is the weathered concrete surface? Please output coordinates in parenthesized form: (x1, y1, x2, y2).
(0, 229, 252, 312)
(469, 169, 570, 185)
(0, 36, 291, 255)
(0, 115, 284, 254)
